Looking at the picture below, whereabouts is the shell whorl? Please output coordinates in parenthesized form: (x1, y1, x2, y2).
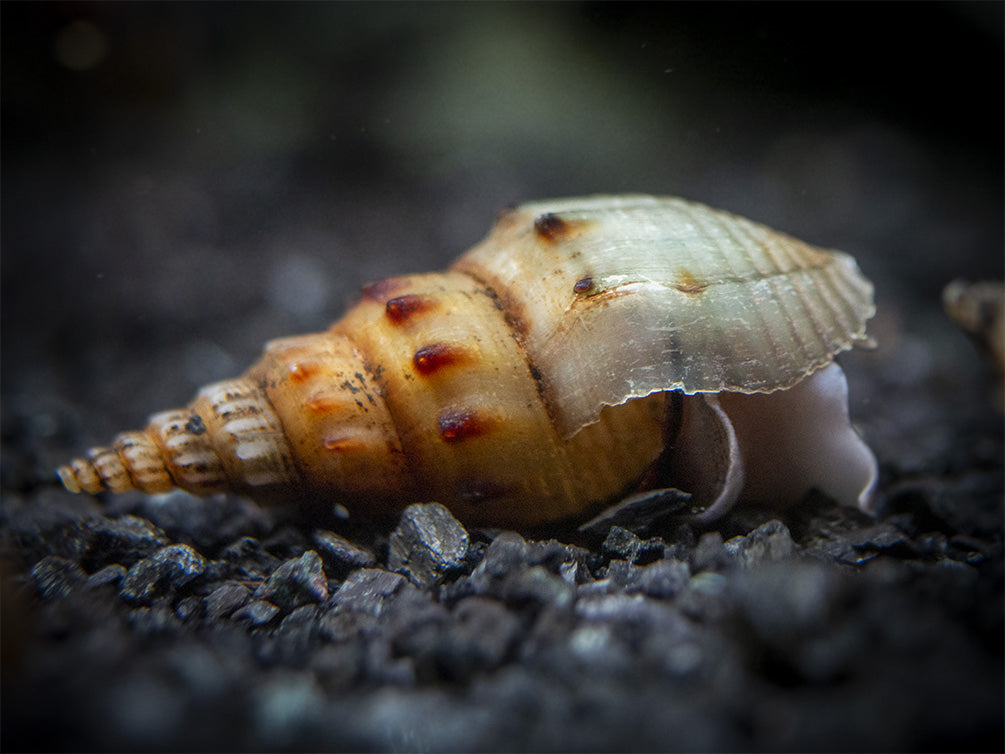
(56, 377, 300, 497)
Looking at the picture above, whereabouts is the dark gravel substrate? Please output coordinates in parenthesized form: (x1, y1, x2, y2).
(3, 4, 1002, 752)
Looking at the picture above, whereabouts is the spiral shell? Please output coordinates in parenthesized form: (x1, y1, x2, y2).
(58, 195, 877, 528)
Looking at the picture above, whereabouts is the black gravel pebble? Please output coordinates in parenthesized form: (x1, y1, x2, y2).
(387, 503, 470, 587)
(204, 581, 252, 621)
(29, 555, 86, 600)
(312, 529, 377, 577)
(119, 544, 208, 606)
(85, 563, 127, 589)
(232, 600, 282, 627)
(253, 550, 329, 613)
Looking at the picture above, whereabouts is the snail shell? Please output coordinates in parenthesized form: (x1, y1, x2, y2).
(58, 195, 878, 528)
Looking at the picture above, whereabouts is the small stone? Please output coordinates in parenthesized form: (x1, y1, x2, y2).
(690, 532, 729, 572)
(577, 488, 693, 538)
(219, 536, 281, 579)
(662, 524, 698, 561)
(120, 544, 207, 605)
(504, 565, 574, 609)
(174, 595, 204, 621)
(425, 596, 521, 681)
(86, 563, 127, 589)
(625, 558, 691, 599)
(387, 503, 469, 587)
(312, 530, 376, 577)
(847, 522, 912, 553)
(232, 599, 281, 626)
(479, 531, 529, 579)
(30, 555, 86, 600)
(602, 526, 664, 565)
(725, 520, 795, 568)
(269, 605, 322, 659)
(87, 514, 170, 568)
(947, 534, 988, 565)
(604, 558, 634, 587)
(528, 539, 591, 580)
(205, 581, 252, 620)
(602, 526, 642, 561)
(332, 568, 407, 616)
(254, 550, 329, 613)
(916, 531, 949, 557)
(730, 560, 842, 647)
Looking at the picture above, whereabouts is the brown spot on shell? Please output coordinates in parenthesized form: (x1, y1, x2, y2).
(413, 343, 466, 375)
(533, 212, 594, 243)
(674, 269, 708, 294)
(322, 435, 364, 453)
(534, 212, 569, 241)
(288, 361, 320, 383)
(438, 408, 491, 443)
(361, 277, 406, 302)
(305, 396, 342, 415)
(573, 276, 595, 295)
(385, 294, 436, 325)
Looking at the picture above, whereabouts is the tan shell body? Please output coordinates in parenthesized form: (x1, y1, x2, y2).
(58, 195, 876, 528)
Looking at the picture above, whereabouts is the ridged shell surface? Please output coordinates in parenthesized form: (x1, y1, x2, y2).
(455, 195, 875, 436)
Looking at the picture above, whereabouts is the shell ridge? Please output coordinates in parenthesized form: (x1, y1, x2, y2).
(453, 267, 566, 433)
(726, 219, 834, 371)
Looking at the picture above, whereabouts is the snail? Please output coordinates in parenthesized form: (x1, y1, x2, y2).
(942, 278, 1005, 411)
(57, 195, 878, 528)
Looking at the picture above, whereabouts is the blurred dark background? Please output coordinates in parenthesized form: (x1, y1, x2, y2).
(2, 2, 1002, 452)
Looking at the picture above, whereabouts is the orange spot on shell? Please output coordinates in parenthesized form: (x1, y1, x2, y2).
(438, 408, 491, 442)
(306, 396, 343, 415)
(288, 362, 320, 383)
(322, 435, 364, 453)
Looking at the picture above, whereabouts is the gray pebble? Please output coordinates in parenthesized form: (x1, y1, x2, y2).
(313, 529, 376, 577)
(120, 544, 207, 605)
(690, 532, 730, 572)
(333, 568, 407, 616)
(174, 595, 203, 621)
(725, 520, 795, 568)
(232, 599, 281, 626)
(625, 558, 691, 599)
(205, 581, 252, 620)
(429, 597, 522, 680)
(87, 514, 169, 567)
(388, 503, 469, 587)
(30, 555, 85, 600)
(219, 536, 281, 579)
(504, 565, 574, 609)
(254, 550, 329, 613)
(86, 563, 127, 589)
(479, 531, 529, 579)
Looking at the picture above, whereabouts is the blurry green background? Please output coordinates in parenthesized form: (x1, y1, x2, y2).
(2, 1, 1002, 446)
